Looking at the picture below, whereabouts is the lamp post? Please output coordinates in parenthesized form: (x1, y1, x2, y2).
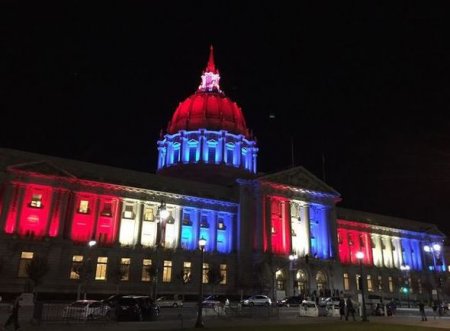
(400, 265, 411, 308)
(289, 254, 298, 296)
(153, 202, 169, 300)
(80, 238, 97, 300)
(356, 251, 369, 322)
(423, 243, 442, 304)
(195, 237, 206, 328)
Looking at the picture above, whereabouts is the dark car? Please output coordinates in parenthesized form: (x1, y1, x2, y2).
(115, 296, 160, 321)
(277, 296, 303, 307)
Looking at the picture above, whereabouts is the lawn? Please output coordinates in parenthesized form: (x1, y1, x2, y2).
(208, 323, 447, 331)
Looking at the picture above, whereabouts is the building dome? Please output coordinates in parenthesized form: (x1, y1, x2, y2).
(157, 46, 258, 184)
(166, 46, 250, 138)
(167, 92, 250, 138)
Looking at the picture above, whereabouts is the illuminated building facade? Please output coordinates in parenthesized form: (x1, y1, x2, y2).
(0, 48, 447, 302)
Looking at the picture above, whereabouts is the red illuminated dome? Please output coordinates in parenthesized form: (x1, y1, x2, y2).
(167, 46, 250, 138)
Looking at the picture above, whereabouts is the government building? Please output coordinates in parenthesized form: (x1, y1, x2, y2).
(0, 47, 447, 304)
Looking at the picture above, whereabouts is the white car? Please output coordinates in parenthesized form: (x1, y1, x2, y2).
(62, 300, 111, 320)
(156, 296, 183, 308)
(299, 300, 319, 317)
(241, 295, 272, 306)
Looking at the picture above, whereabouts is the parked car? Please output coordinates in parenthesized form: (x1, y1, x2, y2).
(62, 300, 111, 320)
(156, 295, 183, 308)
(241, 295, 272, 306)
(277, 296, 303, 307)
(202, 295, 230, 308)
(115, 296, 160, 321)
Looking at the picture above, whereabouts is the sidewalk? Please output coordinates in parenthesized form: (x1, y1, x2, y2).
(8, 314, 450, 330)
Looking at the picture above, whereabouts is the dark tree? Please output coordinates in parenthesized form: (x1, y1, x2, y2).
(25, 255, 49, 300)
(207, 264, 224, 295)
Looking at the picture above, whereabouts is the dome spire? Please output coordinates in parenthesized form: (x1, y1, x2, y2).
(198, 45, 222, 93)
(206, 45, 217, 74)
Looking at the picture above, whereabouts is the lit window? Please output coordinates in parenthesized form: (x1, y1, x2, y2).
(183, 262, 192, 283)
(120, 258, 131, 281)
(408, 277, 413, 293)
(163, 260, 172, 282)
(30, 194, 42, 208)
(367, 275, 373, 292)
(70, 255, 84, 280)
(218, 218, 226, 230)
(356, 274, 361, 291)
(202, 263, 209, 284)
(17, 251, 34, 278)
(343, 273, 350, 290)
(388, 276, 394, 293)
(144, 207, 154, 222)
(95, 257, 108, 280)
(78, 200, 89, 214)
(101, 203, 112, 217)
(123, 205, 134, 219)
(141, 259, 152, 282)
(418, 278, 422, 294)
(378, 275, 383, 291)
(220, 264, 227, 285)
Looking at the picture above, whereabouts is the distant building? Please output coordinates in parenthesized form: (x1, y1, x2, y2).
(0, 47, 447, 303)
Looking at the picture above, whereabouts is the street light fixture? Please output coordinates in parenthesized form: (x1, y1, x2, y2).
(356, 251, 369, 322)
(153, 201, 170, 300)
(400, 264, 411, 308)
(195, 237, 207, 328)
(423, 242, 442, 304)
(289, 254, 298, 296)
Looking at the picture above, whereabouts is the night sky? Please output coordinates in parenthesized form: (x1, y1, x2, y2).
(2, 2, 450, 236)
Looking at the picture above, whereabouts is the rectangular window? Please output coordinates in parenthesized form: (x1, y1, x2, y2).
(343, 273, 350, 290)
(17, 251, 34, 278)
(276, 279, 285, 290)
(378, 275, 383, 291)
(70, 255, 84, 280)
(356, 274, 361, 291)
(123, 205, 135, 219)
(141, 259, 152, 282)
(200, 215, 209, 228)
(30, 194, 43, 208)
(220, 264, 227, 285)
(226, 148, 233, 165)
(162, 260, 172, 283)
(418, 278, 422, 294)
(78, 200, 89, 214)
(95, 257, 108, 280)
(144, 207, 154, 222)
(408, 277, 413, 293)
(217, 218, 226, 230)
(388, 276, 394, 293)
(202, 263, 209, 284)
(367, 275, 373, 292)
(120, 258, 131, 281)
(183, 262, 192, 283)
(101, 203, 112, 217)
(189, 145, 197, 162)
(208, 146, 215, 163)
(173, 147, 180, 163)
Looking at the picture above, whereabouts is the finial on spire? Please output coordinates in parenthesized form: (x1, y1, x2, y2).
(198, 45, 222, 93)
(206, 45, 217, 73)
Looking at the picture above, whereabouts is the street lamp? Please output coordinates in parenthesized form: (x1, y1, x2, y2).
(356, 251, 369, 322)
(400, 265, 411, 308)
(423, 243, 442, 304)
(153, 201, 169, 300)
(195, 237, 206, 328)
(289, 254, 298, 296)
